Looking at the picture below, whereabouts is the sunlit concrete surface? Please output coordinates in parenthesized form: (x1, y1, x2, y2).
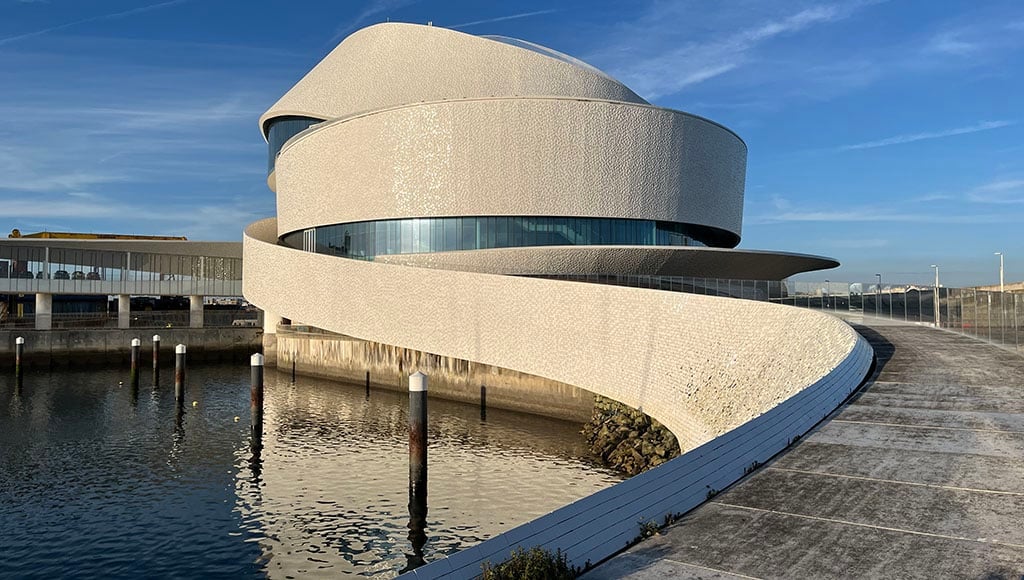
(585, 318, 1024, 580)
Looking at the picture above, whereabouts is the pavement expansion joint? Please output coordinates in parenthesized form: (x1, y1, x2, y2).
(830, 418, 1024, 434)
(764, 466, 1024, 496)
(663, 558, 764, 580)
(710, 502, 1024, 550)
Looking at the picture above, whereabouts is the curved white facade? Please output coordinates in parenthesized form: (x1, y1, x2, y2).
(259, 23, 646, 134)
(274, 97, 746, 245)
(248, 20, 860, 438)
(245, 22, 869, 576)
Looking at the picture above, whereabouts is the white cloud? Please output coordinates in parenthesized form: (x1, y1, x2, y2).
(837, 120, 1015, 151)
(594, 3, 868, 100)
(967, 179, 1024, 204)
(924, 31, 978, 56)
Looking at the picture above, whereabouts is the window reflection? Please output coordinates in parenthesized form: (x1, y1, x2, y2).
(281, 216, 709, 259)
(266, 116, 323, 175)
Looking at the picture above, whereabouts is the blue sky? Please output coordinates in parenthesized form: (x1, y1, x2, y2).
(1, 0, 1021, 286)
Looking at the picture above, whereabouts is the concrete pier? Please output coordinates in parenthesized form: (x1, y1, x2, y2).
(189, 295, 204, 328)
(585, 319, 1024, 579)
(117, 294, 130, 329)
(34, 293, 52, 330)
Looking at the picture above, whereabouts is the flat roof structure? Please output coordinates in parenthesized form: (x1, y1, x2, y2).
(0, 237, 242, 329)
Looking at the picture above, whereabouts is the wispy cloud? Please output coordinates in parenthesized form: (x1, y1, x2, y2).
(449, 9, 558, 30)
(820, 238, 891, 249)
(836, 120, 1015, 151)
(0, 0, 188, 46)
(967, 179, 1024, 204)
(328, 0, 418, 45)
(0, 190, 272, 239)
(923, 30, 979, 56)
(594, 3, 871, 100)
(751, 209, 1023, 225)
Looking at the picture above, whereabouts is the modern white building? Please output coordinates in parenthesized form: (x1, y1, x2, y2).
(244, 21, 863, 440)
(243, 22, 872, 577)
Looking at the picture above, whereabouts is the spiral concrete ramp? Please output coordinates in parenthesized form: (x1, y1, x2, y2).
(243, 22, 872, 578)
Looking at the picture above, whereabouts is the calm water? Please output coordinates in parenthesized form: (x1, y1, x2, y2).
(0, 364, 621, 578)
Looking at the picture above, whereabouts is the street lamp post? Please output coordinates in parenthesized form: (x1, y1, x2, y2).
(824, 279, 830, 310)
(930, 264, 940, 327)
(995, 252, 1004, 293)
(875, 273, 882, 317)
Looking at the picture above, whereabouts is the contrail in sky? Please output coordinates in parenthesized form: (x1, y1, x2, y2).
(0, 0, 188, 46)
(450, 9, 558, 29)
(837, 120, 1015, 151)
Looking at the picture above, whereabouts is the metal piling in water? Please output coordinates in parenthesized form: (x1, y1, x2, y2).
(15, 336, 24, 390)
(409, 372, 428, 497)
(251, 353, 264, 446)
(130, 338, 140, 389)
(152, 334, 161, 383)
(174, 344, 186, 406)
(480, 384, 487, 421)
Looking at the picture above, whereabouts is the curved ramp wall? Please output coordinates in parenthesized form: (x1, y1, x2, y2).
(244, 220, 871, 577)
(245, 218, 865, 453)
(249, 22, 865, 577)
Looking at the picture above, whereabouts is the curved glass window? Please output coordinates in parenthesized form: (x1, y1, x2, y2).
(281, 217, 711, 260)
(266, 116, 322, 175)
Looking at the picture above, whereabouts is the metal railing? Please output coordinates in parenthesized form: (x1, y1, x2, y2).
(539, 275, 1022, 353)
(0, 310, 259, 330)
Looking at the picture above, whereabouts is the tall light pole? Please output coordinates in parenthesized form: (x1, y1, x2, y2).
(875, 273, 882, 317)
(994, 252, 1004, 293)
(930, 264, 940, 327)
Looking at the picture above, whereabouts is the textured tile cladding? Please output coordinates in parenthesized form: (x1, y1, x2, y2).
(274, 97, 746, 245)
(245, 219, 861, 448)
(259, 23, 647, 133)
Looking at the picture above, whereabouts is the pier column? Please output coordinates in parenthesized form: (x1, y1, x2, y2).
(118, 294, 130, 329)
(262, 309, 282, 334)
(189, 295, 204, 328)
(261, 309, 282, 366)
(34, 293, 52, 330)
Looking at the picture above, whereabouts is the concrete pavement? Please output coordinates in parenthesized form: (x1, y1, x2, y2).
(584, 318, 1024, 579)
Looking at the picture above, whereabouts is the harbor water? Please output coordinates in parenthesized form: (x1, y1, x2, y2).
(0, 363, 622, 578)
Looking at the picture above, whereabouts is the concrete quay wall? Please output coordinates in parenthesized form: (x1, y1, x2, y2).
(269, 329, 595, 423)
(0, 327, 261, 367)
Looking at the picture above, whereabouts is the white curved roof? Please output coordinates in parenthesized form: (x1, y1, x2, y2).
(260, 22, 646, 137)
